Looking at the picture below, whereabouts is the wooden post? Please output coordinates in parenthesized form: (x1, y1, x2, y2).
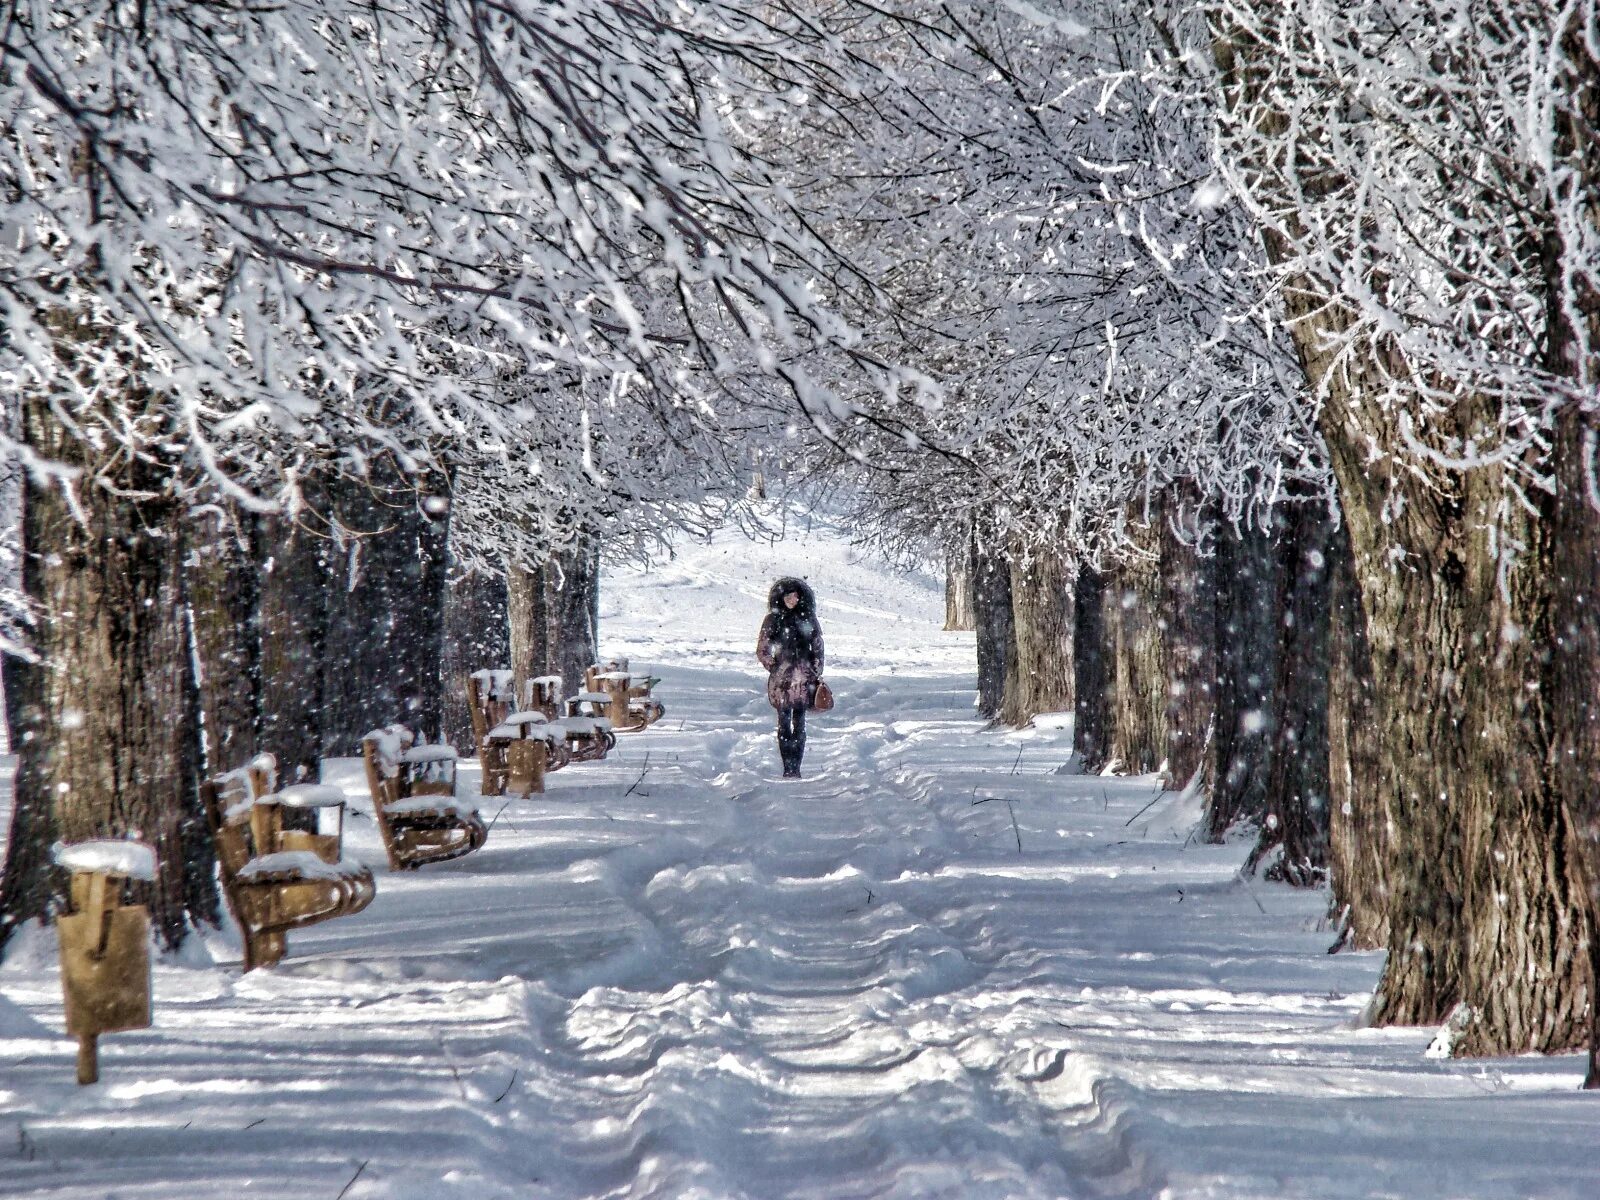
(56, 846, 155, 1085)
(466, 673, 490, 745)
(598, 673, 631, 728)
(77, 1033, 99, 1086)
(506, 737, 547, 796)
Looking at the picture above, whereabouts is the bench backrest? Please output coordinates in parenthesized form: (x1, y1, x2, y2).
(524, 675, 563, 720)
(361, 725, 457, 805)
(200, 755, 278, 880)
(362, 733, 403, 812)
(466, 669, 517, 742)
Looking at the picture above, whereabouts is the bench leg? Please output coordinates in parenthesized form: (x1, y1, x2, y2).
(246, 929, 286, 970)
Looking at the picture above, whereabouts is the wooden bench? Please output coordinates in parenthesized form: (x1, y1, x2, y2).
(499, 710, 573, 794)
(586, 662, 665, 733)
(515, 674, 612, 764)
(361, 726, 488, 870)
(526, 674, 564, 720)
(468, 670, 574, 796)
(467, 669, 518, 795)
(201, 758, 376, 972)
(562, 691, 618, 762)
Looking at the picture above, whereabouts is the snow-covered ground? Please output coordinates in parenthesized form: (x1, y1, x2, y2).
(2, 515, 1596, 1199)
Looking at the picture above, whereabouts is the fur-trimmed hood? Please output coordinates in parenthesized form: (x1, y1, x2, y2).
(766, 576, 817, 619)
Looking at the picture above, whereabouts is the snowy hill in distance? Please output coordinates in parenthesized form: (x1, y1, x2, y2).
(600, 505, 957, 678)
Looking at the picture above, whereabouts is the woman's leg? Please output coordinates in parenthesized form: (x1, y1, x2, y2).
(791, 707, 807, 772)
(777, 707, 798, 774)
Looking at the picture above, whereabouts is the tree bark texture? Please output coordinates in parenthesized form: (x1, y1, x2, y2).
(1001, 542, 1073, 727)
(1, 389, 215, 954)
(1205, 513, 1279, 838)
(944, 522, 977, 631)
(260, 465, 450, 776)
(185, 509, 261, 773)
(1106, 551, 1166, 775)
(972, 520, 1015, 721)
(1072, 564, 1110, 771)
(1159, 494, 1216, 789)
(0, 455, 22, 745)
(440, 565, 511, 752)
(1275, 264, 1588, 1052)
(1335, 390, 1586, 1053)
(318, 467, 450, 750)
(1538, 25, 1600, 1077)
(258, 503, 335, 784)
(507, 558, 550, 695)
(1325, 514, 1389, 949)
(545, 537, 600, 697)
(507, 536, 600, 698)
(1263, 136, 1589, 1045)
(0, 647, 55, 956)
(1532, 398, 1599, 1068)
(1249, 495, 1333, 886)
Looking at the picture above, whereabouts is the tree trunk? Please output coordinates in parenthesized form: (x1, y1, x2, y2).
(318, 467, 450, 752)
(545, 537, 600, 696)
(944, 522, 977, 631)
(507, 559, 550, 694)
(259, 503, 334, 785)
(1001, 542, 1073, 727)
(1106, 552, 1165, 775)
(1248, 495, 1333, 886)
(1325, 514, 1388, 949)
(1538, 36, 1600, 1074)
(1270, 284, 1587, 1051)
(1159, 493, 1216, 789)
(1, 390, 214, 954)
(1343, 431, 1586, 1053)
(185, 509, 261, 773)
(1283, 287, 1587, 1054)
(972, 519, 1015, 720)
(0, 453, 22, 748)
(1205, 513, 1279, 837)
(1530, 398, 1599, 1069)
(440, 565, 511, 752)
(0, 640, 56, 955)
(506, 535, 600, 698)
(407, 482, 451, 740)
(1072, 564, 1110, 772)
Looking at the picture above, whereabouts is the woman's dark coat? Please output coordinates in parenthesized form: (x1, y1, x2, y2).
(756, 577, 824, 710)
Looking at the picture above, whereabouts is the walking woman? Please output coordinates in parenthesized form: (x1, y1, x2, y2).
(756, 576, 825, 778)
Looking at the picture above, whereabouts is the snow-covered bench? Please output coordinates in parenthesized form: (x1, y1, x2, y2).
(491, 710, 574, 795)
(467, 668, 518, 795)
(586, 659, 665, 733)
(200, 756, 376, 972)
(360, 726, 487, 870)
(468, 669, 575, 795)
(562, 692, 618, 762)
(525, 674, 564, 720)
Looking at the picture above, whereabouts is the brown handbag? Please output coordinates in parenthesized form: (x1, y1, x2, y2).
(812, 679, 835, 712)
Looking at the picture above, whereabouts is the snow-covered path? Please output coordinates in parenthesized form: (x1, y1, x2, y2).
(3, 518, 1596, 1198)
